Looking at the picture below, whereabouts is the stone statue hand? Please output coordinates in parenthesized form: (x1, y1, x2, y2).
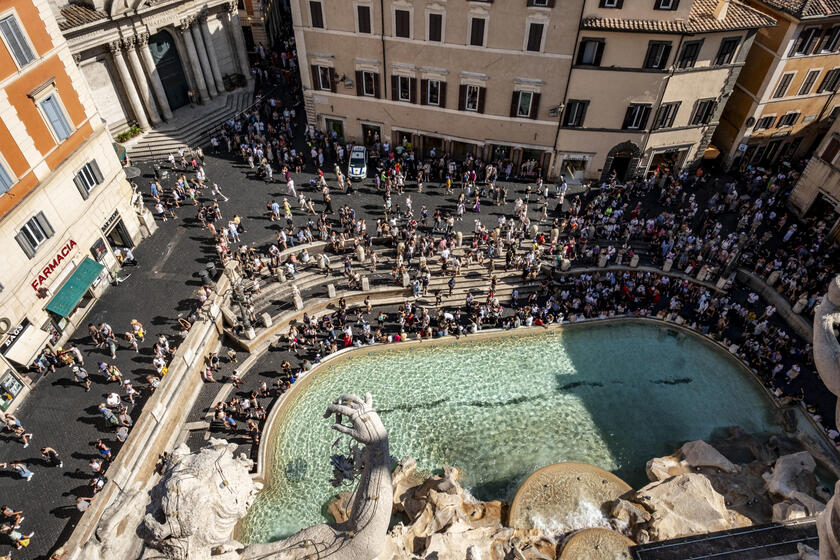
(324, 393, 383, 445)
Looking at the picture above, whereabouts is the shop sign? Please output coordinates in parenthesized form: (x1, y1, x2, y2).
(31, 239, 77, 292)
(0, 319, 31, 355)
(0, 370, 24, 410)
(101, 210, 120, 233)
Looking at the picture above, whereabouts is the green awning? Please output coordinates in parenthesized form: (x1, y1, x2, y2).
(45, 257, 105, 317)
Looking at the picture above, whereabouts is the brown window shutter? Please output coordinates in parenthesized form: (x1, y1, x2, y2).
(527, 0, 535, 5)
(311, 65, 320, 89)
(374, 72, 381, 98)
(478, 87, 487, 113)
(391, 75, 399, 101)
(410, 77, 417, 103)
(330, 69, 338, 93)
(355, 71, 363, 96)
(548, 0, 556, 6)
(510, 91, 519, 117)
(458, 84, 467, 111)
(420, 79, 428, 105)
(439, 81, 447, 108)
(530, 93, 541, 119)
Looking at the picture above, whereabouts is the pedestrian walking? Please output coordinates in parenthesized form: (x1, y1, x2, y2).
(41, 447, 63, 468)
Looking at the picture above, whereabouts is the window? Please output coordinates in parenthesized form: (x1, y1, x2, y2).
(577, 38, 604, 66)
(823, 27, 840, 52)
(563, 100, 589, 127)
(599, 0, 623, 8)
(654, 0, 679, 10)
(395, 9, 410, 38)
(690, 99, 716, 125)
(309, 1, 324, 28)
(622, 103, 652, 129)
(511, 91, 535, 117)
(821, 137, 840, 164)
(526, 22, 544, 52)
(644, 41, 672, 69)
(773, 73, 794, 98)
(0, 14, 35, 68)
(715, 37, 739, 65)
(469, 17, 486, 47)
(428, 12, 443, 42)
(318, 66, 331, 90)
(527, 0, 553, 5)
(831, 105, 840, 119)
(466, 85, 480, 111)
(791, 27, 820, 55)
(424, 79, 441, 105)
(73, 160, 103, 200)
(754, 115, 776, 130)
(799, 69, 820, 95)
(459, 84, 484, 112)
(818, 68, 840, 93)
(397, 75, 412, 102)
(357, 5, 371, 34)
(356, 70, 379, 97)
(16, 212, 54, 259)
(677, 40, 702, 68)
(653, 101, 680, 129)
(776, 112, 800, 127)
(0, 161, 13, 195)
(39, 94, 73, 142)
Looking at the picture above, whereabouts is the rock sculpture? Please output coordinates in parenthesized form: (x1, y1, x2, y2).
(142, 438, 261, 560)
(239, 393, 392, 560)
(815, 275, 840, 560)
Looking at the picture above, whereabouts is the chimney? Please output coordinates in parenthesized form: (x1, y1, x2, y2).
(714, 0, 731, 20)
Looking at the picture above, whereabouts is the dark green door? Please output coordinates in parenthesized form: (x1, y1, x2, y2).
(148, 30, 189, 111)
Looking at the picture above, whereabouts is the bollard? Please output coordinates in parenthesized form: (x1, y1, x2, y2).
(598, 253, 608, 268)
(356, 245, 365, 263)
(293, 294, 304, 310)
(793, 296, 807, 314)
(530, 224, 539, 239)
(327, 284, 336, 298)
(767, 270, 780, 287)
(317, 253, 326, 270)
(245, 326, 256, 340)
(697, 266, 709, 283)
(456, 231, 463, 247)
(715, 276, 729, 290)
(261, 313, 273, 328)
(630, 254, 640, 268)
(561, 259, 572, 271)
(662, 258, 673, 272)
(402, 272, 411, 288)
(275, 268, 286, 282)
(551, 228, 559, 245)
(361, 276, 370, 291)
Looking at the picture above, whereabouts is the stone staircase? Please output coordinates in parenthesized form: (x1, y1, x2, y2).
(126, 88, 253, 162)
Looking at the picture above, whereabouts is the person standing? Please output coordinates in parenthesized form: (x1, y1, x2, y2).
(40, 447, 62, 468)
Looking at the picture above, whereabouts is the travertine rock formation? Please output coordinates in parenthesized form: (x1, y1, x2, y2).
(646, 440, 739, 482)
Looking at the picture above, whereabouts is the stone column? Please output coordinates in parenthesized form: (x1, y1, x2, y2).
(180, 18, 209, 103)
(137, 33, 173, 121)
(109, 40, 150, 131)
(199, 13, 226, 94)
(124, 35, 161, 126)
(226, 0, 253, 83)
(191, 23, 218, 97)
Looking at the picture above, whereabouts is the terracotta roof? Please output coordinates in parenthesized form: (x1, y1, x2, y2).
(58, 4, 107, 30)
(757, 0, 840, 18)
(581, 0, 775, 33)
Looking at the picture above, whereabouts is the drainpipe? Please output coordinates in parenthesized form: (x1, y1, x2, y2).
(380, 0, 387, 99)
(641, 33, 685, 178)
(551, 0, 587, 180)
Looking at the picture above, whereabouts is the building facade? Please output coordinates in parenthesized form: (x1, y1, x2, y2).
(0, 0, 151, 411)
(788, 115, 840, 237)
(290, 0, 773, 182)
(714, 0, 840, 169)
(48, 0, 253, 136)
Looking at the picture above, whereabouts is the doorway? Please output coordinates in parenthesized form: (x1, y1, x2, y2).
(602, 141, 641, 183)
(325, 118, 344, 141)
(362, 124, 381, 147)
(105, 219, 133, 249)
(149, 30, 189, 110)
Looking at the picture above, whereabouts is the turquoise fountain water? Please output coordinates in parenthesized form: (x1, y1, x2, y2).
(241, 321, 791, 544)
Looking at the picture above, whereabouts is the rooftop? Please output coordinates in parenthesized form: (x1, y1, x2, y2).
(755, 0, 840, 18)
(58, 4, 107, 31)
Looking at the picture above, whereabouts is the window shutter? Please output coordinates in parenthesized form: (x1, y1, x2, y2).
(74, 173, 90, 200)
(813, 30, 827, 54)
(615, 0, 624, 7)
(330, 69, 338, 93)
(15, 232, 35, 259)
(548, 0, 556, 6)
(355, 71, 363, 96)
(459, 85, 467, 111)
(527, 0, 535, 5)
(311, 65, 320, 89)
(789, 33, 804, 56)
(374, 73, 381, 98)
(90, 160, 103, 184)
(594, 42, 604, 65)
(510, 91, 519, 117)
(672, 0, 680, 8)
(391, 75, 399, 101)
(409, 78, 417, 104)
(420, 80, 428, 105)
(439, 81, 447, 108)
(622, 106, 635, 128)
(530, 93, 540, 119)
(36, 211, 54, 238)
(579, 101, 589, 126)
(477, 87, 487, 113)
(662, 44, 672, 67)
(639, 106, 651, 129)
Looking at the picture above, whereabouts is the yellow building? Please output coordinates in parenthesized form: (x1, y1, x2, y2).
(290, 0, 774, 182)
(788, 115, 840, 236)
(714, 0, 840, 169)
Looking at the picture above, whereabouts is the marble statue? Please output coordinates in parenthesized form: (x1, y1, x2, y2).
(814, 275, 840, 560)
(238, 393, 392, 560)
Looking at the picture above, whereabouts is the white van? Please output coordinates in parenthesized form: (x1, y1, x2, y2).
(347, 146, 367, 181)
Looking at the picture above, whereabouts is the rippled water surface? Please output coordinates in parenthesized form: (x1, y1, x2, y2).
(241, 322, 784, 543)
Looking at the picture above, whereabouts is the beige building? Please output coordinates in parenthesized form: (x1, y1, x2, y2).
(788, 115, 840, 237)
(291, 0, 773, 182)
(0, 0, 153, 411)
(714, 0, 840, 169)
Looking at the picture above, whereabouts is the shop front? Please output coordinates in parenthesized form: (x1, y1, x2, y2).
(0, 318, 50, 374)
(44, 257, 107, 343)
(361, 123, 382, 147)
(556, 153, 592, 183)
(450, 140, 482, 160)
(0, 365, 28, 413)
(101, 210, 134, 251)
(421, 134, 445, 158)
(646, 146, 690, 179)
